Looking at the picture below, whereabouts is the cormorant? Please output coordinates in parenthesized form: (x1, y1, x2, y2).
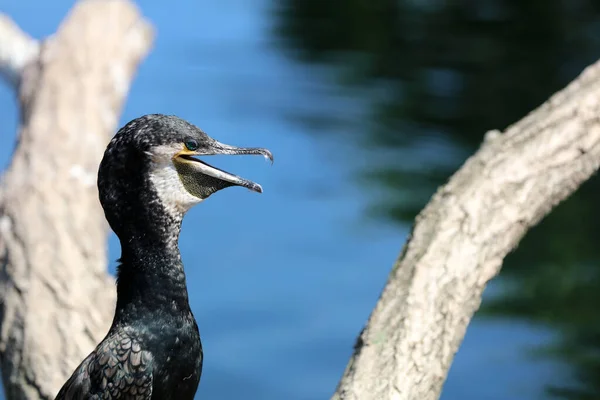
(54, 114, 273, 400)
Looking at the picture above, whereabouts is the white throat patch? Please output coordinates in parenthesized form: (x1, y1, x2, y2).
(147, 144, 203, 215)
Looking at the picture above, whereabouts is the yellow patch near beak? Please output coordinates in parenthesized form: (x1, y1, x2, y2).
(174, 146, 199, 159)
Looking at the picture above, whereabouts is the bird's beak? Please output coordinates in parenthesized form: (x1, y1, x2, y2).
(174, 138, 273, 194)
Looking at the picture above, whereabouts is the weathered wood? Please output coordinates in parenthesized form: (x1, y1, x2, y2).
(332, 60, 600, 400)
(0, 1, 153, 398)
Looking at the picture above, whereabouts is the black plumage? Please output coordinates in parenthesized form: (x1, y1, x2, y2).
(55, 114, 272, 400)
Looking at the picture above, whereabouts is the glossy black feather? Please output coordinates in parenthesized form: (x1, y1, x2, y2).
(55, 329, 154, 399)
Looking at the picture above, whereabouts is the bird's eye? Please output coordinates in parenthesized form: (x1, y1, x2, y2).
(185, 139, 199, 151)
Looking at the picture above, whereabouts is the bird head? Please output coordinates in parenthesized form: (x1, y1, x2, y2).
(98, 114, 273, 237)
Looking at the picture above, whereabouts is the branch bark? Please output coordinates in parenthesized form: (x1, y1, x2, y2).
(332, 61, 600, 400)
(0, 1, 153, 399)
(0, 14, 39, 87)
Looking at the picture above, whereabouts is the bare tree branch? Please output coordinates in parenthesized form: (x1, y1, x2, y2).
(0, 14, 39, 87)
(332, 60, 600, 400)
(0, 1, 153, 399)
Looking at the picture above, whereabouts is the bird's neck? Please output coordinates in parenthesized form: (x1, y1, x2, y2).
(113, 216, 193, 323)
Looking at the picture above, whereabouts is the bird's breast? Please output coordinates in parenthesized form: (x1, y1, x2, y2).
(150, 316, 202, 399)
